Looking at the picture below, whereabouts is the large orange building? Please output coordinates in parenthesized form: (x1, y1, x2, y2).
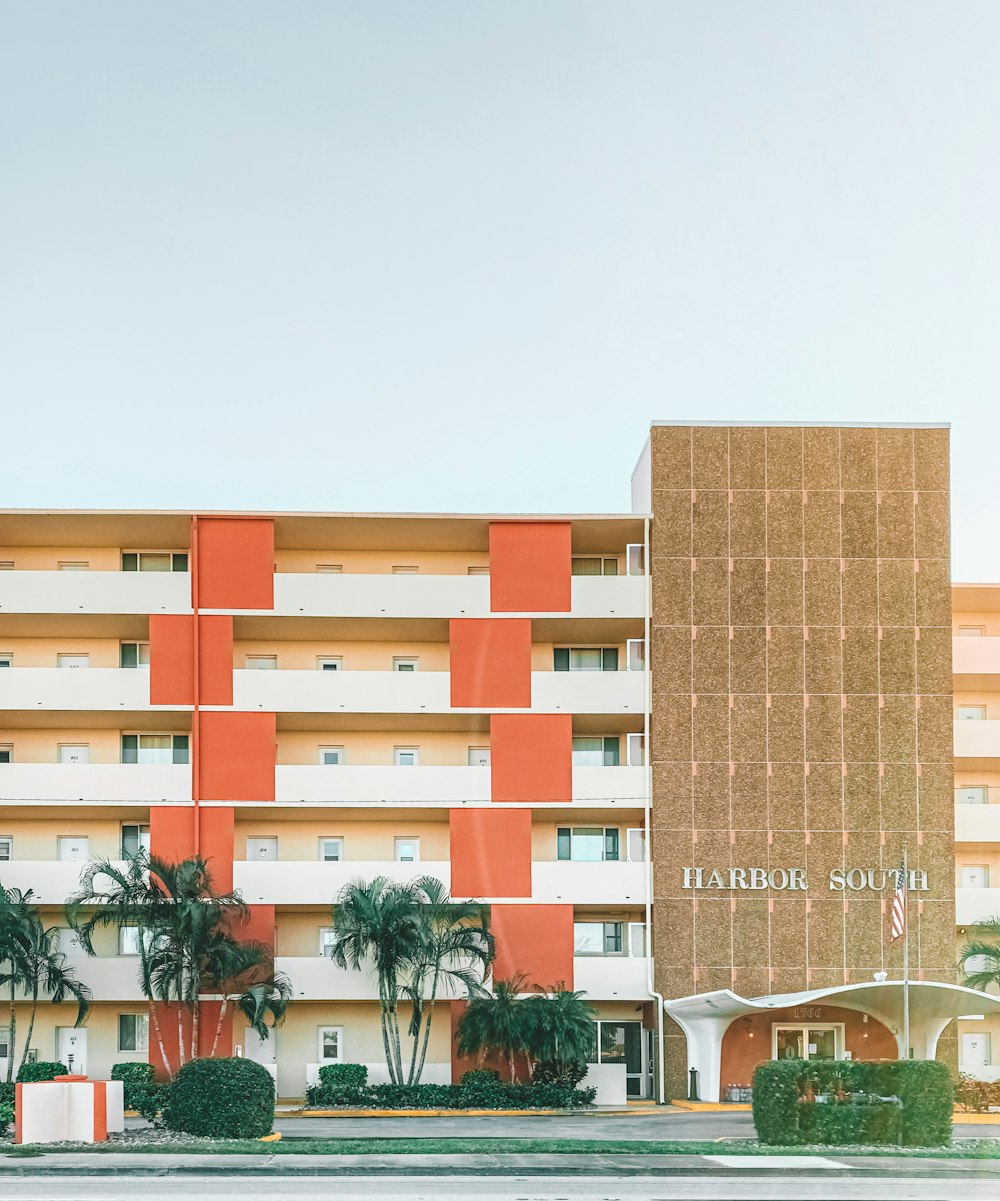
(1, 422, 998, 1103)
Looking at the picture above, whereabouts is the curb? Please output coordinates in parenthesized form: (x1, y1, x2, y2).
(281, 1106, 668, 1118)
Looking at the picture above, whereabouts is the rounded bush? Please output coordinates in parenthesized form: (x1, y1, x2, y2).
(164, 1057, 274, 1139)
(17, 1061, 69, 1083)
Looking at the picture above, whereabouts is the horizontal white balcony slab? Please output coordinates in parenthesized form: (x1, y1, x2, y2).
(955, 887, 1000, 926)
(954, 721, 1000, 763)
(572, 765, 647, 804)
(953, 636, 1000, 681)
(275, 765, 490, 804)
(573, 955, 652, 1001)
(276, 956, 448, 1002)
(271, 573, 644, 620)
(0, 860, 97, 904)
(234, 859, 452, 905)
(955, 804, 1000, 843)
(0, 571, 191, 615)
(72, 956, 146, 1002)
(0, 763, 190, 803)
(231, 669, 644, 715)
(0, 668, 161, 712)
(530, 860, 647, 905)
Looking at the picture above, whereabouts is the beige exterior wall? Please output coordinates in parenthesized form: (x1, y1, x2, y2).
(0, 730, 123, 763)
(0, 548, 124, 570)
(275, 731, 485, 766)
(0, 638, 124, 668)
(274, 550, 490, 575)
(0, 818, 126, 860)
(236, 640, 451, 672)
(235, 819, 450, 862)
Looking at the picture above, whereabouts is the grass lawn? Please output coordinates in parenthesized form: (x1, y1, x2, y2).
(3, 1137, 1000, 1158)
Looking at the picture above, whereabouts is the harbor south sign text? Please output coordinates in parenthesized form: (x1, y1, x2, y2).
(681, 867, 930, 893)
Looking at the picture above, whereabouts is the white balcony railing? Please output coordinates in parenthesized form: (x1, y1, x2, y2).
(955, 804, 1000, 843)
(0, 763, 191, 803)
(956, 887, 1000, 926)
(0, 668, 158, 712)
(531, 860, 647, 905)
(954, 721, 1000, 763)
(953, 636, 1000, 678)
(0, 571, 191, 615)
(233, 860, 452, 905)
(573, 956, 652, 1000)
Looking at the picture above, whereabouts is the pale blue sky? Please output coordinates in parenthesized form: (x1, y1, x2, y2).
(2, 3, 998, 577)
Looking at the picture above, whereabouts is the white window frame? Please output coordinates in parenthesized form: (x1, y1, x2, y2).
(120, 823, 151, 859)
(317, 657, 343, 672)
(117, 1013, 149, 1053)
(318, 1025, 344, 1062)
(245, 655, 278, 670)
(394, 747, 419, 767)
(467, 566, 490, 576)
(316, 564, 343, 574)
(0, 653, 12, 668)
(626, 828, 646, 863)
(121, 733, 189, 765)
(394, 837, 420, 863)
(958, 705, 987, 720)
(119, 926, 142, 956)
(319, 746, 345, 766)
(391, 566, 418, 574)
(0, 744, 12, 765)
(958, 625, 986, 636)
(0, 836, 12, 862)
(392, 657, 419, 672)
(319, 928, 340, 958)
(626, 639, 646, 671)
(626, 544, 645, 575)
(772, 1023, 845, 1062)
(571, 556, 619, 576)
(119, 641, 150, 668)
(57, 561, 90, 571)
(121, 551, 188, 572)
(626, 733, 645, 767)
(319, 837, 344, 862)
(0, 562, 13, 570)
(573, 920, 625, 956)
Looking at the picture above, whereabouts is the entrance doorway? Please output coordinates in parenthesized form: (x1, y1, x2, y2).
(57, 1027, 87, 1076)
(588, 1020, 650, 1098)
(244, 1030, 277, 1082)
(773, 1024, 843, 1062)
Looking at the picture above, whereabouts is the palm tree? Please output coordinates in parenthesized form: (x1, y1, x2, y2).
(401, 876, 494, 1084)
(960, 917, 1000, 991)
(16, 920, 91, 1075)
(0, 886, 34, 1081)
(455, 975, 531, 1082)
(200, 934, 293, 1058)
(521, 983, 596, 1076)
(330, 877, 423, 1084)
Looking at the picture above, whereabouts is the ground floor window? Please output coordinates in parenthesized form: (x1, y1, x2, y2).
(773, 1024, 843, 1062)
(118, 1013, 149, 1053)
(318, 1026, 343, 1062)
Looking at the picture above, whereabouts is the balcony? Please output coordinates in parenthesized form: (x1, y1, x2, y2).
(0, 861, 91, 905)
(0, 571, 190, 615)
(233, 859, 452, 905)
(6, 955, 145, 1003)
(0, 668, 162, 712)
(953, 636, 1000, 686)
(573, 955, 652, 1001)
(276, 956, 452, 1002)
(956, 888, 1000, 926)
(231, 669, 645, 715)
(530, 860, 647, 905)
(955, 804, 1000, 843)
(0, 763, 190, 803)
(954, 721, 1000, 766)
(270, 573, 644, 620)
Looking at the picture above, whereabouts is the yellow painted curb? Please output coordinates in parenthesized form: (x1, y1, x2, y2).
(953, 1112, 1000, 1124)
(259, 1132, 282, 1142)
(670, 1100, 752, 1112)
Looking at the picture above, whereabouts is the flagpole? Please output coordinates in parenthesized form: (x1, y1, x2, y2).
(902, 848, 910, 1061)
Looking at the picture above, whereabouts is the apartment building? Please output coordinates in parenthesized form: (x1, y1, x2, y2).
(2, 422, 1000, 1103)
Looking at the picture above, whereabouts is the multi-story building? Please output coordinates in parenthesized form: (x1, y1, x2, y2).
(2, 422, 999, 1103)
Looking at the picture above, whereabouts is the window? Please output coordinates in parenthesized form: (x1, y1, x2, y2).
(964, 954, 993, 975)
(318, 1026, 343, 1062)
(626, 544, 645, 576)
(317, 657, 343, 672)
(774, 1024, 842, 1062)
(118, 1014, 149, 1053)
(319, 929, 340, 958)
(121, 824, 150, 859)
(119, 642, 150, 668)
(0, 1027, 8, 1058)
(574, 921, 624, 956)
(319, 838, 343, 862)
(247, 837, 278, 861)
(0, 746, 11, 765)
(394, 837, 419, 863)
(554, 647, 619, 672)
(626, 733, 645, 767)
(557, 827, 620, 862)
(468, 747, 491, 767)
(57, 561, 89, 571)
(626, 639, 646, 671)
(391, 566, 418, 574)
(394, 747, 419, 767)
(57, 744, 89, 765)
(0, 562, 13, 570)
(121, 552, 188, 572)
(316, 564, 343, 573)
(961, 865, 990, 888)
(393, 657, 419, 672)
(467, 566, 490, 576)
(57, 837, 89, 862)
(958, 705, 987, 720)
(119, 926, 141, 956)
(57, 654, 89, 669)
(0, 837, 12, 862)
(571, 557, 619, 576)
(0, 654, 12, 668)
(957, 787, 989, 805)
(319, 747, 345, 766)
(121, 734, 189, 764)
(628, 923, 646, 957)
(246, 655, 278, 670)
(958, 626, 986, 636)
(571, 736, 620, 767)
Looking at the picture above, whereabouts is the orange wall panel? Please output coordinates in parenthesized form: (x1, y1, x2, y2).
(449, 618, 531, 709)
(490, 713, 572, 803)
(198, 615, 234, 705)
(490, 904, 574, 990)
(149, 614, 233, 705)
(449, 808, 532, 897)
(197, 518, 274, 610)
(235, 904, 276, 953)
(150, 805, 195, 864)
(199, 712, 276, 802)
(149, 805, 235, 891)
(149, 1001, 233, 1079)
(199, 806, 236, 892)
(489, 522, 571, 613)
(450, 1000, 532, 1084)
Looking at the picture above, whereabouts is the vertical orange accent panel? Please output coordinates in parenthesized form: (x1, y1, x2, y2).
(234, 904, 276, 953)
(149, 1001, 233, 1078)
(93, 1082, 107, 1142)
(490, 713, 572, 802)
(449, 808, 532, 897)
(149, 614, 233, 705)
(491, 904, 574, 989)
(489, 522, 571, 612)
(199, 712, 276, 802)
(150, 805, 195, 865)
(197, 517, 274, 609)
(149, 805, 234, 889)
(450, 1000, 531, 1084)
(199, 806, 235, 892)
(449, 618, 531, 708)
(14, 1082, 22, 1143)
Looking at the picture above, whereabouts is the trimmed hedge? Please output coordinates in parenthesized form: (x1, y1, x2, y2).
(304, 1066, 595, 1111)
(164, 1057, 275, 1139)
(112, 1062, 170, 1122)
(17, 1061, 69, 1082)
(752, 1059, 952, 1147)
(0, 1102, 12, 1134)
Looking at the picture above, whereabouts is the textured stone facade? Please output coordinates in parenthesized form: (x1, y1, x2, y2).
(648, 424, 955, 1098)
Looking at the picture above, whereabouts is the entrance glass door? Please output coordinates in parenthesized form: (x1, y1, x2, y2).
(773, 1025, 841, 1062)
(590, 1020, 646, 1097)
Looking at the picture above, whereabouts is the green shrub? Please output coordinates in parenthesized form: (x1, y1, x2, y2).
(460, 1069, 500, 1087)
(0, 1102, 13, 1134)
(0, 1082, 14, 1108)
(751, 1058, 951, 1147)
(112, 1063, 169, 1122)
(303, 1078, 596, 1110)
(164, 1057, 274, 1139)
(532, 1059, 588, 1088)
(16, 1061, 69, 1083)
(956, 1073, 1000, 1113)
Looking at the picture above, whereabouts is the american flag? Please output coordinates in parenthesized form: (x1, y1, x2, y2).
(889, 859, 907, 943)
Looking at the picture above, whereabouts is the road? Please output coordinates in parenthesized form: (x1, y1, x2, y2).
(1, 1174, 999, 1200)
